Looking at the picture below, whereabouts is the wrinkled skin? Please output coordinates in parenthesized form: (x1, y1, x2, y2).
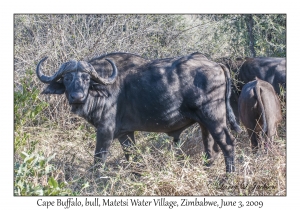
(36, 52, 241, 173)
(238, 78, 282, 152)
(237, 57, 286, 94)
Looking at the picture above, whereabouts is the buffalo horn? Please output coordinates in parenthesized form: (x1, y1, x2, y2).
(89, 58, 118, 85)
(36, 57, 118, 85)
(36, 57, 76, 84)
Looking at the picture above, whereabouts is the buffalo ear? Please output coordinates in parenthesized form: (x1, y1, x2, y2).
(42, 81, 65, 94)
(89, 82, 109, 97)
(89, 89, 109, 97)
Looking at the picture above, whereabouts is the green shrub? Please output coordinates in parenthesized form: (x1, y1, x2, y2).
(14, 152, 75, 196)
(14, 69, 48, 152)
(14, 69, 48, 128)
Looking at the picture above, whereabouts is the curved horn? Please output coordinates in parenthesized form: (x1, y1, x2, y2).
(89, 58, 118, 85)
(36, 57, 77, 84)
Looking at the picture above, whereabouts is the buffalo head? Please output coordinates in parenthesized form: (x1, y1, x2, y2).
(36, 57, 118, 109)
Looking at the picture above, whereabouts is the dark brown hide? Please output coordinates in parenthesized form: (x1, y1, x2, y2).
(238, 78, 282, 152)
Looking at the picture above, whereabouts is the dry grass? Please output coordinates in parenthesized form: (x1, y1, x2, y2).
(16, 109, 286, 196)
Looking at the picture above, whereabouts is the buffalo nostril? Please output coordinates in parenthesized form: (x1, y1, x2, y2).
(70, 92, 84, 102)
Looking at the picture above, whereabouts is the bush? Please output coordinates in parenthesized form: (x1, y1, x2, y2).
(14, 152, 75, 196)
(14, 70, 48, 153)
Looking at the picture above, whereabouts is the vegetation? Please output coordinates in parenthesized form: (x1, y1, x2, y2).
(14, 14, 286, 196)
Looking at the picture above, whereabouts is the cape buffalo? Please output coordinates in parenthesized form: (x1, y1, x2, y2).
(236, 57, 286, 95)
(238, 78, 282, 152)
(36, 52, 241, 173)
(219, 57, 286, 122)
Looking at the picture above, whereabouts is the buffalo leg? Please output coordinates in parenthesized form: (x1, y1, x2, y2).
(198, 117, 235, 172)
(230, 88, 240, 124)
(199, 124, 220, 167)
(247, 129, 259, 153)
(172, 132, 181, 147)
(94, 128, 114, 164)
(191, 103, 236, 172)
(264, 136, 271, 152)
(211, 128, 235, 173)
(118, 132, 135, 161)
(167, 129, 185, 147)
(264, 124, 277, 151)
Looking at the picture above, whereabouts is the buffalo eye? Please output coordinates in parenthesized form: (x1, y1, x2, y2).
(64, 75, 73, 83)
(82, 75, 90, 82)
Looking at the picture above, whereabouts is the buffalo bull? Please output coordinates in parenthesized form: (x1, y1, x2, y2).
(238, 78, 282, 152)
(36, 52, 241, 173)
